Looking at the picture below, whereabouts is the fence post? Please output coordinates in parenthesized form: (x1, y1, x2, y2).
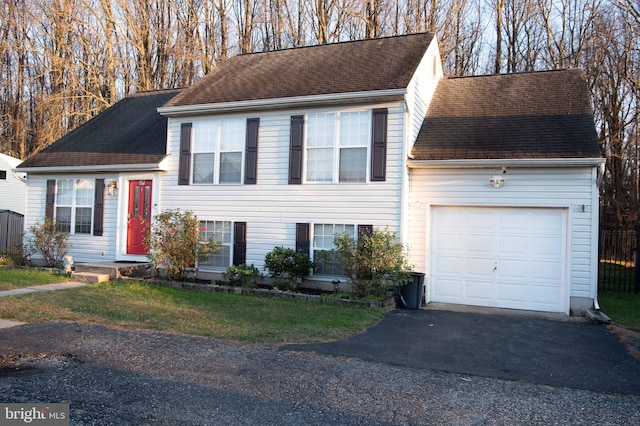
(636, 222, 640, 294)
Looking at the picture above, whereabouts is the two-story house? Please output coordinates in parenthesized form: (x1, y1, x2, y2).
(17, 33, 603, 315)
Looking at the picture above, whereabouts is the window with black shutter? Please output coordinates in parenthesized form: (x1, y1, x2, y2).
(93, 179, 105, 236)
(178, 123, 192, 185)
(371, 108, 388, 182)
(289, 116, 304, 184)
(233, 222, 247, 265)
(245, 118, 259, 184)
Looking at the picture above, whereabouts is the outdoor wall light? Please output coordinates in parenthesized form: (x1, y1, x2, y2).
(107, 181, 118, 196)
(490, 176, 505, 188)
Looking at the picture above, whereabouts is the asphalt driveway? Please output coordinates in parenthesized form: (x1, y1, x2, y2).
(282, 307, 640, 396)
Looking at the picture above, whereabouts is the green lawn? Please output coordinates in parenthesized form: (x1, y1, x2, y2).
(0, 280, 384, 343)
(0, 268, 71, 291)
(599, 291, 640, 328)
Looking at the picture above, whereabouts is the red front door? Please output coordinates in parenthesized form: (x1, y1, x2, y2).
(127, 180, 152, 255)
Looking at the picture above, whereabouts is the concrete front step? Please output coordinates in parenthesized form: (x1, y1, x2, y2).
(74, 262, 151, 280)
(70, 272, 110, 284)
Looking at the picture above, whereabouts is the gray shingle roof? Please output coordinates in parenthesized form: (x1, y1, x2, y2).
(18, 89, 182, 169)
(165, 33, 435, 108)
(411, 69, 601, 160)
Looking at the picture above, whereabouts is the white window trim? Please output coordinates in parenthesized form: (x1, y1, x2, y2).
(192, 119, 246, 185)
(197, 219, 234, 271)
(54, 178, 94, 235)
(303, 110, 371, 184)
(311, 223, 358, 278)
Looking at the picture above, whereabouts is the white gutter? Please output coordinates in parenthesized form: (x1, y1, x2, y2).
(408, 157, 606, 169)
(158, 89, 407, 116)
(15, 162, 167, 174)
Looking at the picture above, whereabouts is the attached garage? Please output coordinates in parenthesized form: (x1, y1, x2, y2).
(430, 206, 567, 313)
(406, 70, 604, 315)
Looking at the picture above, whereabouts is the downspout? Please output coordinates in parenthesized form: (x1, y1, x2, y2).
(593, 163, 605, 311)
(399, 96, 410, 249)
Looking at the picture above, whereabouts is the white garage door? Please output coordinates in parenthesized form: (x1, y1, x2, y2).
(430, 206, 567, 313)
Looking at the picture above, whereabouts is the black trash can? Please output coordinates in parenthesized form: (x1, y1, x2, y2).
(399, 272, 425, 309)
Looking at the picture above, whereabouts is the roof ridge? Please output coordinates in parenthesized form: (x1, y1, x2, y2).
(128, 87, 185, 97)
(444, 68, 584, 80)
(232, 32, 434, 59)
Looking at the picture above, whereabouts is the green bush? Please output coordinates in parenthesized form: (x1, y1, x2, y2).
(144, 209, 220, 280)
(223, 264, 261, 288)
(264, 246, 314, 290)
(333, 228, 411, 298)
(24, 218, 69, 268)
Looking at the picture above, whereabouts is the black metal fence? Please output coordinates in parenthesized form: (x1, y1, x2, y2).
(598, 228, 640, 293)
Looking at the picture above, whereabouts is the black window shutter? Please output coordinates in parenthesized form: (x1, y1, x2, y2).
(178, 123, 192, 185)
(371, 108, 388, 182)
(93, 179, 105, 236)
(295, 223, 310, 255)
(45, 179, 56, 220)
(358, 225, 373, 239)
(289, 115, 304, 184)
(233, 222, 247, 266)
(245, 118, 259, 184)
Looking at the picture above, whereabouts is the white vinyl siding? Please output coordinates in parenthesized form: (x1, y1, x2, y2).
(405, 42, 442, 152)
(0, 154, 26, 215)
(407, 167, 599, 306)
(162, 103, 405, 274)
(24, 174, 119, 264)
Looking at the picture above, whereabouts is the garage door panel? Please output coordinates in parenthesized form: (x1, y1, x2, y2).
(532, 236, 564, 256)
(431, 206, 567, 313)
(496, 282, 528, 303)
(465, 280, 494, 300)
(437, 210, 465, 230)
(532, 260, 563, 280)
(467, 234, 496, 253)
(498, 259, 528, 279)
(433, 279, 463, 297)
(534, 213, 565, 232)
(499, 236, 529, 255)
(433, 233, 463, 251)
(467, 257, 494, 277)
(467, 210, 498, 230)
(433, 255, 464, 275)
(499, 210, 530, 231)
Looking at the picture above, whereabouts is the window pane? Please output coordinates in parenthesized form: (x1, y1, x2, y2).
(340, 111, 369, 147)
(220, 119, 245, 151)
(313, 224, 354, 276)
(219, 152, 242, 183)
(307, 113, 335, 148)
(198, 220, 232, 269)
(306, 148, 333, 182)
(56, 179, 73, 205)
(76, 179, 93, 206)
(75, 207, 92, 234)
(193, 153, 215, 184)
(201, 245, 231, 268)
(314, 250, 345, 276)
(193, 121, 217, 152)
(199, 220, 231, 268)
(56, 207, 71, 233)
(339, 147, 367, 182)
